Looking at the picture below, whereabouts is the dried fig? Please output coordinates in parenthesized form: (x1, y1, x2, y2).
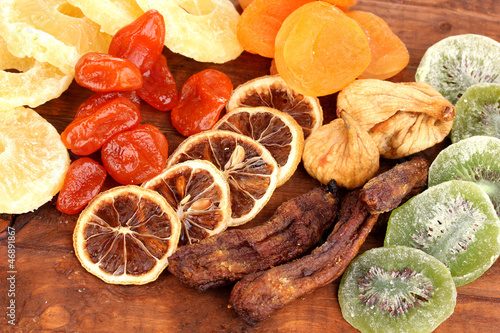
(337, 79, 455, 159)
(302, 110, 379, 189)
(370, 111, 453, 159)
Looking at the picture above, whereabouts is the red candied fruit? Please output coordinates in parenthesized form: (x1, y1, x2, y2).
(61, 97, 141, 156)
(108, 9, 166, 74)
(57, 157, 107, 215)
(101, 124, 169, 185)
(171, 69, 233, 137)
(75, 52, 143, 92)
(137, 54, 178, 111)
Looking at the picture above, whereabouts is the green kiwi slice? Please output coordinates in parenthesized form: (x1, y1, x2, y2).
(428, 135, 500, 216)
(415, 34, 500, 105)
(338, 246, 456, 333)
(450, 83, 500, 143)
(385, 180, 500, 287)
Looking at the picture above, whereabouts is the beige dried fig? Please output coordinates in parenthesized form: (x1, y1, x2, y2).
(336, 79, 455, 158)
(302, 111, 379, 189)
(370, 111, 454, 159)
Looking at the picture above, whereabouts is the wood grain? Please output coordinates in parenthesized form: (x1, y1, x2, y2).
(1, 0, 500, 332)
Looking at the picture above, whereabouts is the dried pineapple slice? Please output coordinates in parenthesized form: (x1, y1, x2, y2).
(67, 0, 144, 35)
(0, 0, 112, 74)
(0, 36, 73, 111)
(136, 0, 243, 63)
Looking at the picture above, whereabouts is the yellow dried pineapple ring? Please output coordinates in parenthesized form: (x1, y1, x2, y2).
(0, 36, 73, 111)
(0, 0, 112, 74)
(136, 0, 243, 63)
(67, 0, 144, 35)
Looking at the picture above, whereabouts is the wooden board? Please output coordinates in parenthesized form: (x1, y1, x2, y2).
(1, 0, 500, 331)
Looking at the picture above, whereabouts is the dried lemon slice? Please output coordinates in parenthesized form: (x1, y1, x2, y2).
(226, 75, 323, 139)
(66, 0, 144, 35)
(0, 36, 73, 111)
(166, 130, 278, 226)
(0, 107, 70, 214)
(0, 0, 112, 74)
(143, 160, 231, 246)
(136, 0, 243, 63)
(214, 106, 304, 187)
(74, 185, 181, 285)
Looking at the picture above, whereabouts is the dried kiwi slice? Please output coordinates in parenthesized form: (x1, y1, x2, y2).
(338, 246, 456, 333)
(450, 83, 500, 143)
(428, 136, 500, 216)
(385, 180, 500, 287)
(415, 34, 500, 105)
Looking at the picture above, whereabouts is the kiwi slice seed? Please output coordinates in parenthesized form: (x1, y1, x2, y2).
(385, 180, 500, 287)
(428, 135, 500, 216)
(338, 246, 456, 333)
(415, 34, 500, 105)
(451, 83, 500, 143)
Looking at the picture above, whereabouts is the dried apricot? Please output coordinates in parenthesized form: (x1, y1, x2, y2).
(274, 2, 371, 97)
(347, 10, 409, 80)
(238, 0, 357, 59)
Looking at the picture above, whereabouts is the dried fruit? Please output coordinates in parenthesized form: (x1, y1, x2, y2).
(66, 0, 144, 35)
(0, 35, 73, 111)
(214, 106, 304, 187)
(451, 82, 500, 143)
(338, 246, 457, 333)
(136, 54, 178, 111)
(142, 160, 231, 246)
(61, 96, 141, 156)
(74, 91, 141, 120)
(226, 75, 323, 139)
(56, 157, 107, 215)
(135, 0, 243, 63)
(166, 130, 278, 226)
(337, 79, 455, 159)
(75, 52, 143, 92)
(73, 185, 181, 285)
(171, 69, 233, 137)
(101, 124, 169, 185)
(302, 110, 379, 189)
(108, 9, 165, 74)
(428, 136, 500, 216)
(238, 0, 359, 58)
(0, 0, 112, 74)
(346, 10, 409, 80)
(0, 107, 70, 214)
(415, 34, 500, 105)
(274, 2, 371, 96)
(385, 180, 500, 287)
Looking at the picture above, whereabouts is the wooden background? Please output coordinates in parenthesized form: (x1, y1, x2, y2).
(1, 0, 500, 332)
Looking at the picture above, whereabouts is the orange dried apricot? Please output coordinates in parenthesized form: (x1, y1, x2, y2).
(347, 10, 409, 80)
(275, 2, 371, 97)
(238, 0, 357, 59)
(238, 0, 254, 10)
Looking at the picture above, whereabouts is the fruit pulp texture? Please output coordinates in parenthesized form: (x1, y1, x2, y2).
(57, 157, 107, 215)
(274, 2, 371, 97)
(61, 97, 141, 156)
(108, 9, 166, 74)
(171, 69, 233, 137)
(75, 52, 143, 92)
(137, 54, 178, 111)
(101, 124, 169, 185)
